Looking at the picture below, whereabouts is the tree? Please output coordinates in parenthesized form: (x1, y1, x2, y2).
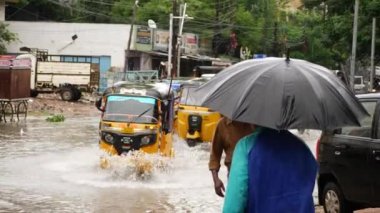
(6, 0, 77, 21)
(0, 22, 17, 54)
(5, 0, 378, 68)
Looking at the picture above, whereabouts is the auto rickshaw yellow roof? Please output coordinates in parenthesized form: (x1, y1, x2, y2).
(103, 81, 174, 100)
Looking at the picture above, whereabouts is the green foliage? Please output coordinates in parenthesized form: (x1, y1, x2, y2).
(0, 22, 17, 54)
(8, 0, 77, 21)
(46, 114, 65, 122)
(302, 0, 380, 69)
(110, 0, 134, 23)
(5, 0, 380, 69)
(234, 6, 264, 53)
(135, 0, 173, 27)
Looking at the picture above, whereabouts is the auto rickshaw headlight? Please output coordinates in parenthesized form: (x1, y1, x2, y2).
(141, 135, 152, 146)
(104, 133, 114, 144)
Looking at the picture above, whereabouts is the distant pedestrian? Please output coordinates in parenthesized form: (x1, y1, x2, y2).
(159, 61, 167, 79)
(223, 127, 318, 213)
(209, 117, 255, 197)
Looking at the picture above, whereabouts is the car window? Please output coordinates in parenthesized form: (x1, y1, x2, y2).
(339, 101, 376, 138)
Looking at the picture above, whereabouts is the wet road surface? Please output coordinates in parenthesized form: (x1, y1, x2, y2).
(0, 116, 324, 213)
(0, 116, 227, 212)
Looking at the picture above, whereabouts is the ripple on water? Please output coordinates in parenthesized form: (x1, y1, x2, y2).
(0, 119, 227, 212)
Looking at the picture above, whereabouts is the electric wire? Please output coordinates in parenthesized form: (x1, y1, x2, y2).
(6, 2, 31, 19)
(46, 0, 128, 23)
(6, 5, 50, 20)
(20, 0, 306, 52)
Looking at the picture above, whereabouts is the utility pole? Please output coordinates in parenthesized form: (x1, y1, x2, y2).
(350, 0, 359, 91)
(124, 0, 139, 79)
(167, 3, 191, 78)
(168, 13, 173, 77)
(370, 17, 377, 92)
(171, 0, 178, 78)
(176, 3, 187, 77)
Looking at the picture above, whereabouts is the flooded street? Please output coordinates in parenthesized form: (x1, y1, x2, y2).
(0, 116, 228, 213)
(0, 116, 321, 213)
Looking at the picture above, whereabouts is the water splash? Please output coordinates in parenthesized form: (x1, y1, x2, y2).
(99, 150, 173, 181)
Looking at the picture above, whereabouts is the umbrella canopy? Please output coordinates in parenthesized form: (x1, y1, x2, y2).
(195, 57, 368, 130)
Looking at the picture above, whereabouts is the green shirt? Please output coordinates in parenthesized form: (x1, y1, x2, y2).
(222, 129, 261, 213)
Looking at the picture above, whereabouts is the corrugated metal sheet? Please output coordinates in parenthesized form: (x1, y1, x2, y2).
(37, 62, 91, 75)
(36, 74, 90, 85)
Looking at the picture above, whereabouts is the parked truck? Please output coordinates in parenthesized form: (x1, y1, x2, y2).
(16, 53, 99, 101)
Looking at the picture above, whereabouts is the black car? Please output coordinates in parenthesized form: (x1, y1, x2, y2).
(317, 93, 380, 213)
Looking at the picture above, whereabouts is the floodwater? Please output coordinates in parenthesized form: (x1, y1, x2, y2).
(0, 116, 321, 213)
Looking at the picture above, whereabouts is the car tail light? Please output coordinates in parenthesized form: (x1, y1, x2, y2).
(316, 137, 321, 160)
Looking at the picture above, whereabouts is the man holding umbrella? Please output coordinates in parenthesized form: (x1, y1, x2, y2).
(195, 57, 368, 212)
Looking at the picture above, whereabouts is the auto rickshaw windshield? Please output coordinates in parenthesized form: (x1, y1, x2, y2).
(103, 95, 159, 123)
(180, 87, 200, 106)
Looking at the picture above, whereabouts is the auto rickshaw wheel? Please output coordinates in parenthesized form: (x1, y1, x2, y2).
(186, 139, 197, 147)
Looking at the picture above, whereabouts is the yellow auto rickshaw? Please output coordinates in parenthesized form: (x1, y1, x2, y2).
(96, 82, 175, 157)
(176, 80, 221, 146)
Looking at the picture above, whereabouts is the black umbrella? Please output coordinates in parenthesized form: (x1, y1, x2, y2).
(195, 57, 368, 130)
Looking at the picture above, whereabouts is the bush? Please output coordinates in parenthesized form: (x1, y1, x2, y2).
(46, 114, 65, 122)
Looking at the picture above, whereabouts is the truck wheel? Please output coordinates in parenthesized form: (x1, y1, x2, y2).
(60, 88, 74, 101)
(72, 88, 82, 101)
(30, 90, 38, 97)
(322, 182, 353, 213)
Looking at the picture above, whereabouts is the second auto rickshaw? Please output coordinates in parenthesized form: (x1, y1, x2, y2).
(175, 80, 221, 146)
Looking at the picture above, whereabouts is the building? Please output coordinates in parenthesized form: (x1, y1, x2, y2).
(5, 21, 132, 91)
(4, 21, 218, 91)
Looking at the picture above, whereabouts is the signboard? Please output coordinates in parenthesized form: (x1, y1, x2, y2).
(134, 26, 153, 51)
(152, 30, 199, 54)
(181, 33, 199, 54)
(154, 30, 170, 51)
(136, 26, 151, 44)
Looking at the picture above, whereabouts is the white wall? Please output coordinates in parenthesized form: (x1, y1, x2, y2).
(5, 21, 131, 68)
